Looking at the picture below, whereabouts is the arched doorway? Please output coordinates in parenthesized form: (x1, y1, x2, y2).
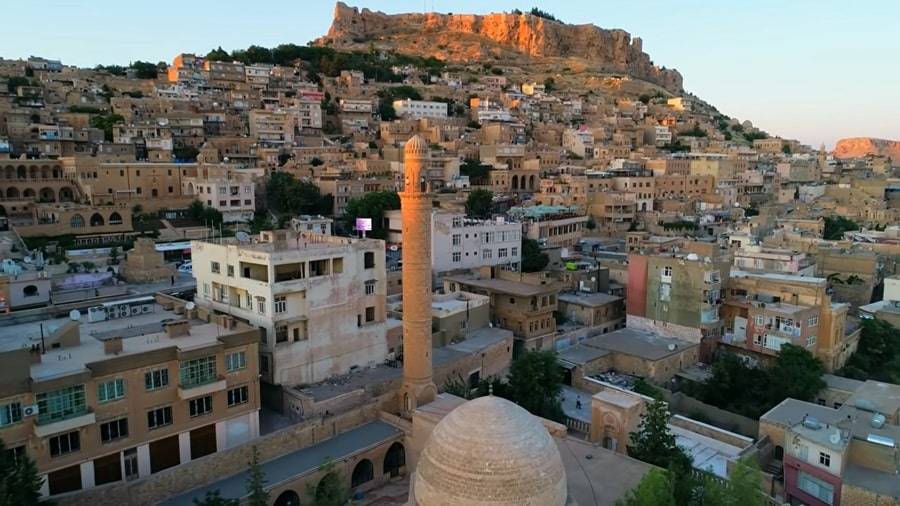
(16, 166, 26, 179)
(529, 175, 536, 190)
(383, 442, 406, 478)
(152, 188, 158, 197)
(23, 188, 36, 198)
(274, 490, 300, 506)
(39, 187, 55, 202)
(774, 445, 784, 461)
(58, 187, 74, 202)
(351, 459, 373, 489)
(3, 167, 13, 179)
(109, 212, 123, 225)
(315, 472, 342, 505)
(5, 188, 18, 198)
(511, 175, 519, 190)
(90, 213, 105, 227)
(41, 166, 50, 178)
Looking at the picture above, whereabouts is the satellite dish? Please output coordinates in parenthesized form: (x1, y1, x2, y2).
(829, 431, 841, 445)
(236, 231, 250, 243)
(69, 309, 81, 321)
(185, 302, 195, 311)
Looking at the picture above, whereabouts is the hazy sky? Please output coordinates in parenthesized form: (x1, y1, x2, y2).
(4, 1, 898, 148)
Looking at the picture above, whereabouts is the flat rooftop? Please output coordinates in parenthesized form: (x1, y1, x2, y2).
(429, 292, 489, 316)
(557, 437, 654, 506)
(193, 231, 381, 254)
(581, 327, 697, 361)
(730, 269, 826, 285)
(557, 343, 610, 366)
(671, 422, 746, 478)
(558, 292, 622, 307)
(444, 275, 559, 297)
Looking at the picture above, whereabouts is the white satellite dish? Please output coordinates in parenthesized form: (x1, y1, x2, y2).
(69, 309, 81, 321)
(829, 431, 841, 445)
(185, 302, 195, 311)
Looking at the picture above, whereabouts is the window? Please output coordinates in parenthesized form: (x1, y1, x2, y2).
(274, 296, 287, 314)
(807, 335, 817, 347)
(482, 249, 492, 260)
(97, 378, 125, 403)
(260, 355, 269, 373)
(226, 351, 246, 371)
(808, 315, 819, 327)
(511, 247, 518, 257)
(203, 283, 210, 297)
(659, 283, 671, 301)
(0, 402, 22, 427)
(179, 356, 217, 387)
(364, 252, 375, 269)
(256, 296, 266, 314)
(663, 265, 673, 277)
(365, 280, 376, 295)
(210, 261, 220, 274)
(227, 265, 234, 277)
(819, 452, 831, 467)
(275, 326, 288, 343)
(755, 315, 765, 326)
(100, 418, 128, 443)
(452, 216, 462, 227)
(49, 431, 80, 457)
(498, 248, 508, 258)
(365, 306, 376, 323)
(189, 396, 213, 418)
(227, 386, 249, 407)
(147, 406, 172, 430)
(145, 367, 169, 390)
(798, 471, 834, 505)
(452, 252, 461, 262)
(36, 385, 86, 424)
(452, 234, 461, 246)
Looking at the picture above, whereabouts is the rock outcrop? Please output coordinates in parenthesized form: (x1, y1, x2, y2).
(317, 2, 683, 93)
(833, 137, 900, 159)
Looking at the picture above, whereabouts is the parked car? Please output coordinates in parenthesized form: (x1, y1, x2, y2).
(177, 261, 192, 274)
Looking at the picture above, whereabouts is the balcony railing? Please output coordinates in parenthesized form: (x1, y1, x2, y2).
(180, 373, 219, 389)
(36, 405, 89, 426)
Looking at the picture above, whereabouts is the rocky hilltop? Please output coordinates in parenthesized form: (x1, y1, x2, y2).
(833, 137, 900, 159)
(317, 2, 683, 93)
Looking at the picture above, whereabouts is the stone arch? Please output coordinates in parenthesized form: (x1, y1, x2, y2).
(70, 214, 85, 228)
(39, 187, 55, 202)
(16, 166, 26, 179)
(29, 167, 39, 179)
(89, 213, 105, 227)
(187, 182, 194, 195)
(774, 445, 784, 460)
(152, 188, 158, 197)
(58, 187, 75, 202)
(511, 175, 519, 190)
(108, 212, 123, 225)
(22, 188, 36, 198)
(529, 175, 536, 190)
(383, 441, 406, 478)
(23, 285, 39, 298)
(3, 166, 12, 179)
(5, 187, 19, 198)
(40, 166, 50, 179)
(641, 202, 647, 212)
(315, 472, 342, 504)
(52, 167, 60, 178)
(351, 459, 374, 488)
(274, 490, 300, 506)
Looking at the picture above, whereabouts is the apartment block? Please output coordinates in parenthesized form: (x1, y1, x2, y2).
(191, 230, 388, 387)
(248, 109, 294, 147)
(182, 165, 257, 223)
(391, 99, 448, 119)
(0, 295, 260, 498)
(508, 205, 588, 249)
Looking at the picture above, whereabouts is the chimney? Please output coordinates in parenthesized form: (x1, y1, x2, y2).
(104, 337, 123, 355)
(164, 320, 191, 338)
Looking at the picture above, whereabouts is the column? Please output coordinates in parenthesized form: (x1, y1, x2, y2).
(215, 420, 227, 451)
(136, 444, 151, 478)
(178, 431, 192, 463)
(79, 461, 95, 490)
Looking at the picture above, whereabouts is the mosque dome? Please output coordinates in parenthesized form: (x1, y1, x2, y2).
(413, 395, 567, 506)
(404, 134, 430, 157)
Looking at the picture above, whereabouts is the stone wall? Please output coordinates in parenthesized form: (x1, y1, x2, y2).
(661, 390, 759, 438)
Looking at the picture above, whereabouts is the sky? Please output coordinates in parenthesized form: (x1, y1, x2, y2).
(3, 1, 898, 149)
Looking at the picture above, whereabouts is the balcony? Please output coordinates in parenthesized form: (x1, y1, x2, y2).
(178, 375, 227, 400)
(34, 408, 95, 438)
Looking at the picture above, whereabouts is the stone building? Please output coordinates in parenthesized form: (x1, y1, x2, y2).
(120, 237, 175, 283)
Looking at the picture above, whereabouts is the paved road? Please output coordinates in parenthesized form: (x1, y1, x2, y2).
(159, 421, 402, 506)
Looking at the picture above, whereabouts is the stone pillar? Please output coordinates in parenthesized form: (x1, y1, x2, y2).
(399, 135, 437, 416)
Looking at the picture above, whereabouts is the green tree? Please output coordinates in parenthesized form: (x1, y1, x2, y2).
(465, 188, 493, 219)
(206, 46, 230, 61)
(307, 460, 346, 506)
(638, 94, 652, 105)
(766, 344, 825, 404)
(460, 159, 491, 184)
(543, 76, 556, 91)
(506, 350, 565, 422)
(521, 238, 549, 272)
(189, 200, 223, 227)
(628, 399, 696, 505)
(530, 7, 559, 21)
(840, 318, 900, 383)
(89, 113, 125, 142)
(341, 191, 400, 239)
(266, 173, 332, 216)
(616, 469, 675, 506)
(823, 215, 859, 240)
(781, 144, 792, 155)
(6, 76, 30, 93)
(245, 446, 269, 506)
(173, 145, 200, 162)
(586, 216, 597, 230)
(131, 60, 159, 79)
(0, 439, 47, 506)
(193, 490, 239, 506)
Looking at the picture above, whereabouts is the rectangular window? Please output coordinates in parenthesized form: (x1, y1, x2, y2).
(36, 385, 86, 425)
(227, 265, 234, 277)
(498, 248, 508, 258)
(452, 234, 461, 246)
(227, 386, 249, 407)
(226, 351, 246, 372)
(203, 283, 210, 297)
(256, 297, 266, 314)
(755, 315, 765, 326)
(100, 418, 128, 443)
(147, 406, 172, 430)
(798, 471, 834, 505)
(364, 251, 375, 269)
(188, 396, 213, 418)
(452, 252, 461, 262)
(275, 326, 288, 343)
(807, 335, 817, 347)
(0, 402, 22, 427)
(511, 247, 518, 257)
(365, 279, 376, 295)
(808, 315, 818, 327)
(144, 367, 169, 391)
(819, 452, 831, 467)
(663, 265, 673, 277)
(210, 261, 220, 274)
(365, 306, 376, 323)
(482, 249, 492, 259)
(49, 431, 80, 457)
(260, 355, 269, 373)
(97, 378, 125, 403)
(179, 356, 217, 387)
(274, 296, 287, 314)
(659, 283, 672, 301)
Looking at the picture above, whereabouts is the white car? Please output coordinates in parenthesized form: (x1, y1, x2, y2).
(177, 262, 193, 274)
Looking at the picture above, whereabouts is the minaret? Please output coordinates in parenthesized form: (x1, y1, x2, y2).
(399, 135, 437, 416)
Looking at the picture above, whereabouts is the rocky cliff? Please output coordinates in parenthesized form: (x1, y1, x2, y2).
(833, 137, 900, 159)
(317, 2, 683, 93)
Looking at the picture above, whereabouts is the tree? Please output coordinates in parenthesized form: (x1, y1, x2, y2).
(0, 439, 47, 506)
(266, 173, 332, 217)
(638, 94, 652, 105)
(506, 350, 565, 422)
(173, 145, 200, 162)
(341, 191, 400, 239)
(616, 469, 675, 506)
(6, 76, 30, 93)
(766, 344, 825, 404)
(530, 7, 559, 21)
(193, 490, 239, 506)
(586, 216, 597, 230)
(245, 446, 269, 506)
(465, 189, 493, 219)
(206, 46, 230, 61)
(543, 76, 556, 92)
(521, 238, 549, 272)
(460, 159, 491, 184)
(628, 399, 696, 505)
(840, 318, 900, 383)
(781, 144, 792, 155)
(823, 216, 859, 240)
(307, 460, 346, 506)
(89, 113, 125, 142)
(131, 60, 159, 79)
(189, 200, 223, 227)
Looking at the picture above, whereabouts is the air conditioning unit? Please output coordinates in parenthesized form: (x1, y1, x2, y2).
(22, 405, 40, 417)
(130, 305, 142, 316)
(108, 306, 121, 319)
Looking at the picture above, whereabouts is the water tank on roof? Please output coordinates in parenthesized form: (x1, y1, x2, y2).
(686, 253, 699, 261)
(855, 398, 878, 412)
(802, 417, 822, 430)
(871, 413, 886, 429)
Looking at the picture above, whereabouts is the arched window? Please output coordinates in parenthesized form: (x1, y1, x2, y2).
(58, 187, 74, 202)
(70, 214, 85, 228)
(39, 187, 55, 202)
(90, 213, 105, 227)
(23, 188, 36, 198)
(383, 442, 406, 478)
(5, 188, 19, 198)
(511, 175, 519, 190)
(274, 490, 300, 506)
(351, 459, 373, 488)
(16, 166, 26, 179)
(108, 212, 123, 225)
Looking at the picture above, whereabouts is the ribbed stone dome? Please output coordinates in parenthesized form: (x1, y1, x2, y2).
(404, 134, 429, 157)
(414, 396, 567, 506)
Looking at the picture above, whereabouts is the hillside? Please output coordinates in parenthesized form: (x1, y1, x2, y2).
(833, 137, 900, 160)
(316, 3, 683, 93)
